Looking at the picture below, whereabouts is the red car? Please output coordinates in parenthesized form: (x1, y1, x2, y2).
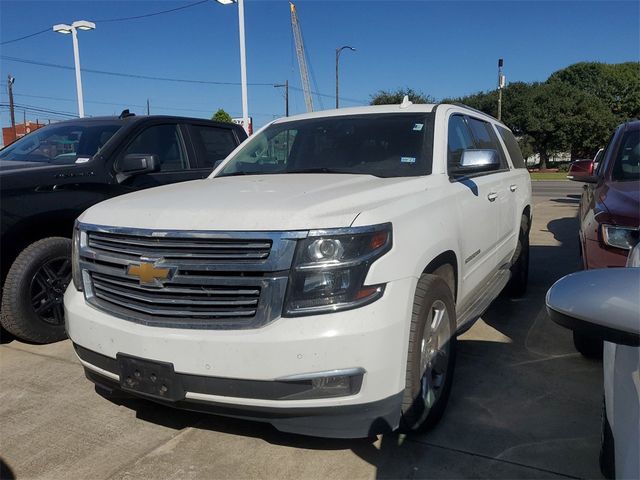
(570, 120, 639, 357)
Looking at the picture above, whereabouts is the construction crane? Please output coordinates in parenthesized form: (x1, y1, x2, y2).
(289, 2, 313, 112)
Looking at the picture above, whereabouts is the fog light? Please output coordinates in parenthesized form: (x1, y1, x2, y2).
(309, 373, 363, 398)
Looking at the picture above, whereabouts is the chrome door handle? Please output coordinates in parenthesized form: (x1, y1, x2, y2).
(510, 184, 518, 192)
(487, 192, 498, 202)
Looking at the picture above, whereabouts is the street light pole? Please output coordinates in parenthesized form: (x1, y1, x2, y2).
(70, 27, 85, 118)
(7, 75, 16, 138)
(335, 46, 355, 109)
(497, 58, 505, 121)
(217, 0, 250, 134)
(237, 0, 249, 134)
(53, 20, 95, 118)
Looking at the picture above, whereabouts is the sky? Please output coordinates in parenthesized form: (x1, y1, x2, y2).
(0, 0, 638, 131)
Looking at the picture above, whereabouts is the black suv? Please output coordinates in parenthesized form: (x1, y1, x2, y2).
(0, 113, 247, 343)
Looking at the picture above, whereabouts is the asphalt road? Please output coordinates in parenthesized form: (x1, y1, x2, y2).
(0, 180, 600, 480)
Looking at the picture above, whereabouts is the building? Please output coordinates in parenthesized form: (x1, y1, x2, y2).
(2, 121, 46, 146)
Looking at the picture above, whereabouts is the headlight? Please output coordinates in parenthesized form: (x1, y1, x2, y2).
(71, 223, 83, 291)
(284, 223, 392, 316)
(601, 225, 640, 251)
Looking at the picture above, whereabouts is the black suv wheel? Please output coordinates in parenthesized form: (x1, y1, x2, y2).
(1, 237, 71, 343)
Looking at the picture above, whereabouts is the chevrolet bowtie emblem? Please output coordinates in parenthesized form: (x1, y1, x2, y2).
(127, 260, 174, 286)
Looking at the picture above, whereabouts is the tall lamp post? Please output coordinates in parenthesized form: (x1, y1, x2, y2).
(217, 0, 250, 134)
(53, 20, 95, 118)
(335, 45, 355, 109)
(497, 58, 505, 121)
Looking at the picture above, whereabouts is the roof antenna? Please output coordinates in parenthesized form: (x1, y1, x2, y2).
(399, 95, 413, 109)
(119, 109, 135, 119)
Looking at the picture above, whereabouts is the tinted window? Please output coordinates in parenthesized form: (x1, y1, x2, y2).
(218, 114, 434, 178)
(0, 123, 121, 164)
(191, 126, 238, 168)
(497, 125, 526, 169)
(123, 124, 188, 172)
(447, 114, 507, 173)
(611, 128, 640, 181)
(467, 117, 508, 169)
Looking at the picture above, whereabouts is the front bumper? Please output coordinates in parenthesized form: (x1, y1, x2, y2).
(65, 277, 415, 438)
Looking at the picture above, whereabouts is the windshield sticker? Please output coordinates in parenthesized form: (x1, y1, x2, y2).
(75, 157, 91, 164)
(401, 156, 416, 164)
(413, 123, 424, 131)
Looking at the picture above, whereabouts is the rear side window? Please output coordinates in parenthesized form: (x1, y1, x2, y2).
(447, 114, 508, 173)
(190, 125, 238, 168)
(611, 128, 640, 181)
(123, 124, 188, 172)
(497, 125, 526, 169)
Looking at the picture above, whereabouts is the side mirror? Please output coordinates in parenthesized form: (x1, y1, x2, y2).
(567, 160, 597, 183)
(456, 149, 500, 174)
(119, 154, 160, 175)
(546, 268, 640, 347)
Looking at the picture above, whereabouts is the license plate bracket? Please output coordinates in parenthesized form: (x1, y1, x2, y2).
(117, 354, 184, 402)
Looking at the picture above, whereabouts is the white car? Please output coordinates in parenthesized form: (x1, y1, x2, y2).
(547, 244, 640, 479)
(65, 102, 532, 438)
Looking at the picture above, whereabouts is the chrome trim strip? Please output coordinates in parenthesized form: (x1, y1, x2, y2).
(307, 222, 392, 238)
(276, 367, 365, 382)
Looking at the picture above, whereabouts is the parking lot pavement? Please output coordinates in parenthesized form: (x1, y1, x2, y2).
(0, 181, 601, 480)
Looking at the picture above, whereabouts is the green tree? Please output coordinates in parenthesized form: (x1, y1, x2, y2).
(212, 108, 234, 123)
(548, 62, 640, 122)
(370, 87, 435, 105)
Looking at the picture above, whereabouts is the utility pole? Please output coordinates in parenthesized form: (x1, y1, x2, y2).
(497, 58, 505, 121)
(274, 80, 289, 116)
(7, 75, 16, 138)
(146, 99, 150, 115)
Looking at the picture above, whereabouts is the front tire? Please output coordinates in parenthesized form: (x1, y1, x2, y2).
(1, 237, 72, 344)
(573, 331, 603, 359)
(508, 214, 530, 297)
(400, 274, 457, 433)
(600, 399, 615, 479)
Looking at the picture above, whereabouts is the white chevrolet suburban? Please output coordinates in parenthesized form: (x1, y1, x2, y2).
(65, 102, 532, 438)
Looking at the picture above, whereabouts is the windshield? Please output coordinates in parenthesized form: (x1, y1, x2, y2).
(0, 122, 122, 164)
(217, 113, 434, 178)
(611, 128, 639, 182)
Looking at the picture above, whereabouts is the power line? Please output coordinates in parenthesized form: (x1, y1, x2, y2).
(1, 55, 275, 86)
(0, 28, 50, 46)
(1, 0, 210, 46)
(93, 0, 209, 23)
(1, 103, 79, 118)
(1, 92, 278, 118)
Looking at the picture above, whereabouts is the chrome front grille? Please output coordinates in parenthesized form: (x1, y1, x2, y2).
(78, 224, 305, 329)
(87, 231, 272, 262)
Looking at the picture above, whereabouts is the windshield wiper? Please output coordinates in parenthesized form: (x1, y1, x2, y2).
(216, 171, 258, 177)
(283, 168, 355, 175)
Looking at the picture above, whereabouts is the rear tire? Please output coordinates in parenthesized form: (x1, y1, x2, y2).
(400, 274, 456, 433)
(0, 237, 71, 344)
(573, 331, 603, 359)
(508, 214, 529, 297)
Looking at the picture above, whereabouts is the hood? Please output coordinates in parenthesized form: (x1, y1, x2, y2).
(600, 180, 640, 226)
(80, 174, 427, 231)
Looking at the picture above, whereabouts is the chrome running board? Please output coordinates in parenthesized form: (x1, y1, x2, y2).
(456, 265, 511, 334)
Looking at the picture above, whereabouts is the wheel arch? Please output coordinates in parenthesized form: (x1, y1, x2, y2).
(421, 250, 458, 301)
